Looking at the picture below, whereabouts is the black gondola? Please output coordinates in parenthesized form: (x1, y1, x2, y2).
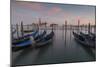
(23, 29, 33, 33)
(80, 32, 96, 41)
(34, 30, 46, 42)
(73, 31, 95, 48)
(35, 31, 54, 47)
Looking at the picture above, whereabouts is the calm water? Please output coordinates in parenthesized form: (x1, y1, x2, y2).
(12, 29, 96, 66)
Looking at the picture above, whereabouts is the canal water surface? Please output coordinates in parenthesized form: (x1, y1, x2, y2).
(12, 29, 96, 66)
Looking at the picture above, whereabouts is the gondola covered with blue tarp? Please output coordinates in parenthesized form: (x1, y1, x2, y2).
(12, 30, 38, 52)
(12, 30, 38, 44)
(12, 37, 30, 44)
(12, 40, 32, 52)
(13, 30, 38, 40)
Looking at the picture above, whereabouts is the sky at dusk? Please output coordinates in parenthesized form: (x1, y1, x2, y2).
(11, 1, 96, 25)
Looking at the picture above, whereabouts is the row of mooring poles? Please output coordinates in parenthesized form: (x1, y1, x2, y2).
(76, 20, 92, 34)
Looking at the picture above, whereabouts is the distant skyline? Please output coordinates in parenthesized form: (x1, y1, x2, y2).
(11, 1, 96, 26)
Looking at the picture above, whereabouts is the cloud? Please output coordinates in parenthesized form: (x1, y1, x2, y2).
(47, 7, 62, 16)
(74, 16, 92, 25)
(13, 2, 69, 17)
(15, 2, 45, 11)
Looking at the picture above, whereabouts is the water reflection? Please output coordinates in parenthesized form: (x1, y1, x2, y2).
(12, 29, 96, 66)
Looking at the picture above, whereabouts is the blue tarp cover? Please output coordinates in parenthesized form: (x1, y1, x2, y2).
(15, 40, 32, 47)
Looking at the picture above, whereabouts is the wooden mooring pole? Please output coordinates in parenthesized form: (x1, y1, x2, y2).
(88, 23, 91, 34)
(11, 24, 13, 39)
(64, 20, 67, 46)
(78, 20, 80, 33)
(45, 21, 47, 31)
(21, 21, 24, 37)
(65, 20, 67, 30)
(16, 24, 19, 38)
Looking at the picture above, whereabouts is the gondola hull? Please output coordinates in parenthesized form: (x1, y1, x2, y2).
(80, 32, 96, 41)
(12, 44, 32, 52)
(35, 39, 53, 48)
(34, 30, 46, 42)
(13, 30, 38, 40)
(12, 40, 32, 52)
(12, 37, 30, 44)
(73, 31, 95, 48)
(23, 30, 33, 33)
(35, 31, 54, 48)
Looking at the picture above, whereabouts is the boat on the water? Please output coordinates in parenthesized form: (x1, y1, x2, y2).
(73, 31, 95, 48)
(90, 32, 96, 37)
(12, 40, 33, 52)
(12, 30, 38, 51)
(13, 30, 38, 42)
(23, 29, 33, 33)
(80, 32, 96, 41)
(12, 37, 30, 44)
(90, 32, 96, 41)
(34, 30, 46, 42)
(35, 31, 54, 47)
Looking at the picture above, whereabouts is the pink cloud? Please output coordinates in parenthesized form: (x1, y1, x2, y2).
(75, 16, 95, 25)
(47, 7, 62, 16)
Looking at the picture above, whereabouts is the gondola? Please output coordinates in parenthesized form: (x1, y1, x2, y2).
(73, 31, 95, 48)
(12, 40, 32, 52)
(13, 30, 38, 41)
(12, 30, 38, 45)
(23, 29, 33, 33)
(12, 37, 30, 44)
(90, 32, 95, 37)
(34, 30, 46, 42)
(80, 32, 96, 41)
(35, 31, 54, 47)
(90, 32, 96, 41)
